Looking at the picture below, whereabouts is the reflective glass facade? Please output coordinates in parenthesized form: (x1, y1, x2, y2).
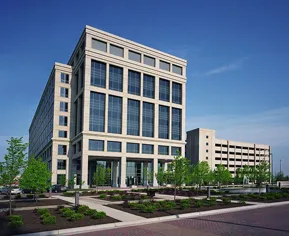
(159, 79, 170, 102)
(91, 60, 106, 88)
(127, 143, 139, 153)
(172, 82, 182, 104)
(107, 141, 121, 152)
(109, 65, 123, 92)
(108, 95, 122, 134)
(89, 92, 105, 132)
(143, 74, 155, 98)
(127, 99, 140, 136)
(128, 70, 141, 95)
(142, 102, 154, 137)
(89, 139, 104, 151)
(159, 105, 169, 139)
(172, 108, 182, 140)
(142, 144, 154, 154)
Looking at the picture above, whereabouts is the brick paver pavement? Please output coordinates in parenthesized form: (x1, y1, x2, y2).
(67, 204, 289, 236)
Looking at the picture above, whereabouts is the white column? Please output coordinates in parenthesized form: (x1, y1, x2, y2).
(81, 154, 89, 189)
(153, 158, 158, 187)
(112, 160, 119, 187)
(120, 156, 127, 188)
(163, 162, 168, 171)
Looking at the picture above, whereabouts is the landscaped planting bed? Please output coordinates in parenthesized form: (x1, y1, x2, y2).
(0, 194, 47, 200)
(62, 189, 126, 197)
(0, 199, 70, 209)
(94, 192, 155, 202)
(0, 205, 118, 235)
(107, 197, 247, 218)
(228, 192, 289, 203)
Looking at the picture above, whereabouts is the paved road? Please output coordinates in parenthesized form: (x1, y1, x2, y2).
(74, 204, 289, 236)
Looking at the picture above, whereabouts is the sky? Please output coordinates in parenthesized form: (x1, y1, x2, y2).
(0, 0, 288, 174)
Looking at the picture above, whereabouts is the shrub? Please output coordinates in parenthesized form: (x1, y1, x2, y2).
(38, 194, 46, 198)
(63, 192, 75, 197)
(27, 194, 34, 199)
(142, 205, 157, 213)
(85, 209, 97, 216)
(180, 199, 191, 209)
(274, 193, 282, 199)
(136, 203, 145, 211)
(162, 201, 176, 211)
(70, 213, 84, 221)
(222, 197, 231, 205)
(8, 215, 22, 222)
(43, 215, 56, 225)
(195, 200, 204, 208)
(92, 211, 106, 219)
(40, 213, 51, 219)
(128, 202, 138, 209)
(8, 220, 23, 228)
(282, 193, 289, 198)
(111, 195, 122, 201)
(207, 199, 217, 206)
(15, 194, 22, 199)
(37, 208, 49, 216)
(99, 194, 106, 199)
(57, 205, 65, 211)
(141, 195, 149, 199)
(266, 195, 275, 200)
(239, 200, 246, 204)
(62, 208, 75, 218)
(77, 205, 90, 214)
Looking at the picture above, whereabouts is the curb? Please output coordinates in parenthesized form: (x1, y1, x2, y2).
(19, 200, 289, 236)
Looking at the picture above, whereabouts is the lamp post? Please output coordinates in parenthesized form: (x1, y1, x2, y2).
(270, 153, 273, 184)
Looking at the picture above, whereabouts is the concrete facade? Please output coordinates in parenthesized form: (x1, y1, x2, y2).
(186, 128, 271, 176)
(29, 25, 187, 188)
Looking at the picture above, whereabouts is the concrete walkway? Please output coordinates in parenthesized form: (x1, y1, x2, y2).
(54, 195, 145, 222)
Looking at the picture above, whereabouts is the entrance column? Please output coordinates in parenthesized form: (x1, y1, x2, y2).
(143, 161, 148, 186)
(153, 158, 158, 187)
(112, 160, 119, 187)
(120, 156, 127, 188)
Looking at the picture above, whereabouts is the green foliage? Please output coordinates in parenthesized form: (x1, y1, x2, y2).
(40, 213, 51, 219)
(8, 219, 23, 228)
(15, 194, 22, 199)
(99, 193, 106, 199)
(43, 215, 56, 225)
(70, 213, 84, 221)
(192, 161, 211, 188)
(238, 200, 246, 204)
(8, 215, 22, 222)
(58, 175, 67, 186)
(161, 201, 176, 211)
(142, 205, 157, 213)
(63, 192, 75, 197)
(85, 209, 97, 216)
(68, 178, 76, 189)
(62, 208, 75, 217)
(92, 211, 106, 219)
(254, 160, 270, 191)
(155, 167, 167, 186)
(128, 202, 138, 209)
(195, 200, 204, 208)
(214, 165, 232, 186)
(180, 199, 191, 209)
(38, 194, 46, 198)
(37, 208, 49, 216)
(20, 157, 52, 195)
(222, 197, 232, 204)
(111, 195, 122, 201)
(77, 205, 90, 214)
(93, 165, 111, 192)
(27, 194, 34, 199)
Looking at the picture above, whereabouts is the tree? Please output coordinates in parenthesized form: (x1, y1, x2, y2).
(143, 166, 153, 187)
(155, 167, 166, 187)
(20, 156, 52, 201)
(214, 165, 232, 187)
(93, 165, 111, 193)
(254, 160, 270, 194)
(59, 175, 67, 187)
(68, 176, 76, 189)
(192, 161, 211, 192)
(0, 137, 28, 215)
(169, 154, 190, 200)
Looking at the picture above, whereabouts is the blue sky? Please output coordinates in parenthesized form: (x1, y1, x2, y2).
(0, 0, 288, 174)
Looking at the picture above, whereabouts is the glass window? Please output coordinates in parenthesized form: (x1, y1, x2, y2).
(206, 135, 209, 139)
(144, 55, 155, 67)
(109, 65, 123, 92)
(91, 39, 107, 52)
(159, 105, 169, 139)
(61, 73, 69, 83)
(159, 79, 170, 102)
(59, 116, 68, 126)
(127, 99, 140, 136)
(172, 82, 182, 104)
(57, 174, 66, 185)
(128, 70, 141, 95)
(171, 147, 181, 156)
(73, 144, 76, 154)
(78, 141, 82, 152)
(57, 160, 66, 170)
(172, 65, 183, 75)
(58, 130, 67, 138)
(89, 92, 105, 132)
(206, 142, 209, 146)
(60, 102, 68, 112)
(158, 145, 169, 155)
(91, 60, 106, 88)
(108, 95, 122, 134)
(127, 143, 139, 153)
(89, 140, 104, 151)
(160, 60, 170, 71)
(129, 50, 141, 62)
(142, 102, 154, 137)
(143, 74, 155, 98)
(58, 145, 67, 155)
(172, 108, 182, 140)
(60, 87, 68, 98)
(110, 44, 124, 57)
(142, 144, 154, 154)
(107, 141, 121, 152)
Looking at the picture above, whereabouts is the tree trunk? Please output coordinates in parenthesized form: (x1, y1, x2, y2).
(9, 185, 12, 215)
(174, 186, 177, 201)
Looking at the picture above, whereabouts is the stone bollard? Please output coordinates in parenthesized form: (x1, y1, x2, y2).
(75, 191, 79, 207)
(207, 186, 211, 199)
(266, 184, 270, 193)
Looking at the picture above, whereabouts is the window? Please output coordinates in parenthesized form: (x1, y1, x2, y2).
(171, 147, 181, 156)
(159, 105, 169, 139)
(172, 65, 183, 75)
(109, 65, 123, 92)
(206, 156, 209, 160)
(59, 116, 68, 126)
(58, 145, 67, 155)
(60, 102, 68, 112)
(91, 39, 107, 52)
(61, 73, 69, 83)
(144, 55, 155, 67)
(142, 102, 154, 137)
(127, 99, 140, 136)
(158, 145, 169, 155)
(108, 95, 122, 134)
(127, 143, 139, 153)
(57, 160, 66, 170)
(73, 144, 76, 154)
(143, 74, 155, 99)
(129, 50, 141, 62)
(206, 142, 209, 146)
(58, 130, 67, 138)
(89, 140, 104, 151)
(128, 70, 141, 95)
(160, 60, 170, 71)
(57, 174, 66, 185)
(89, 92, 105, 132)
(91, 60, 106, 88)
(159, 79, 170, 102)
(60, 87, 68, 98)
(206, 150, 209, 153)
(78, 141, 82, 152)
(110, 44, 124, 57)
(206, 135, 209, 139)
(172, 82, 182, 104)
(172, 108, 181, 140)
(142, 144, 154, 154)
(107, 141, 121, 152)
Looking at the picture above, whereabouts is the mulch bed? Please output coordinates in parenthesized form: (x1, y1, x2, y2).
(107, 202, 247, 219)
(0, 199, 70, 209)
(233, 197, 289, 203)
(0, 208, 119, 235)
(156, 189, 218, 197)
(93, 194, 156, 202)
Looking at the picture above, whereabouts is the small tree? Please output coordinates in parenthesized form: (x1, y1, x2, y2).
(192, 161, 211, 193)
(214, 165, 232, 187)
(155, 167, 167, 187)
(143, 166, 153, 187)
(20, 156, 52, 202)
(93, 165, 110, 193)
(59, 175, 67, 187)
(68, 177, 76, 189)
(0, 137, 28, 215)
(255, 160, 270, 194)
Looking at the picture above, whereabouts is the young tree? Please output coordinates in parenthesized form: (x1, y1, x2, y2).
(0, 137, 28, 215)
(143, 166, 153, 187)
(59, 175, 67, 187)
(20, 156, 52, 201)
(93, 165, 111, 193)
(214, 165, 232, 187)
(192, 161, 211, 193)
(255, 160, 270, 194)
(68, 176, 76, 189)
(155, 167, 166, 187)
